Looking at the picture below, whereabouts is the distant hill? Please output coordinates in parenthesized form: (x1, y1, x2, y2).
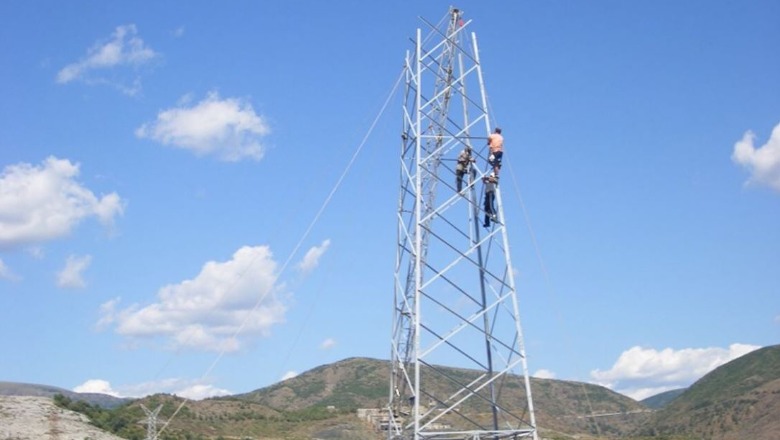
(232, 357, 651, 438)
(641, 388, 687, 409)
(0, 381, 130, 409)
(636, 344, 780, 440)
(5, 348, 778, 439)
(233, 357, 388, 410)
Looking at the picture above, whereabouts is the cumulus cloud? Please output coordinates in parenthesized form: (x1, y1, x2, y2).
(135, 92, 270, 161)
(73, 379, 120, 396)
(281, 371, 298, 381)
(173, 383, 231, 400)
(533, 369, 556, 379)
(732, 122, 780, 192)
(591, 343, 760, 400)
(103, 245, 288, 352)
(0, 157, 124, 250)
(57, 24, 158, 95)
(74, 378, 230, 400)
(56, 254, 92, 289)
(319, 338, 336, 350)
(0, 258, 20, 282)
(298, 239, 331, 274)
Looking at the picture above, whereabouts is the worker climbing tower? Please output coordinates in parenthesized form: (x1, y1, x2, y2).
(389, 8, 538, 440)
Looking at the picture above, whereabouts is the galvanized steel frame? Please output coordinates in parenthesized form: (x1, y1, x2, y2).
(388, 8, 538, 440)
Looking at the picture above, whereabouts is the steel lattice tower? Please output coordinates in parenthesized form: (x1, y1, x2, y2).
(140, 404, 162, 440)
(388, 8, 538, 440)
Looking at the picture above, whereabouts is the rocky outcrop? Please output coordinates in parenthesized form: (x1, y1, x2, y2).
(0, 395, 124, 440)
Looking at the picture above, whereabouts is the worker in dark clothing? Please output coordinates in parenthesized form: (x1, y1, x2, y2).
(455, 146, 476, 192)
(483, 173, 498, 227)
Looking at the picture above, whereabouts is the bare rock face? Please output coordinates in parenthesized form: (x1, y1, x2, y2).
(0, 395, 125, 440)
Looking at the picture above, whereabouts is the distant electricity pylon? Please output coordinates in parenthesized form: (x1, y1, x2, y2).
(388, 7, 538, 440)
(140, 404, 163, 440)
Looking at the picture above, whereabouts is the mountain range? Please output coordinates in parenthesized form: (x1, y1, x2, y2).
(1, 344, 778, 439)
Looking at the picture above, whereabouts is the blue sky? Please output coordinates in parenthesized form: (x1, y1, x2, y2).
(0, 0, 778, 403)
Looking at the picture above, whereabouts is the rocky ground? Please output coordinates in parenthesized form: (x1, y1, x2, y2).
(0, 395, 124, 440)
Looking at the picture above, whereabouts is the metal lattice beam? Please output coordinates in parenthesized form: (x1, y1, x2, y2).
(389, 8, 538, 440)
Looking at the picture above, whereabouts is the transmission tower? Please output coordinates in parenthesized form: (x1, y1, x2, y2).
(140, 404, 163, 440)
(388, 8, 538, 440)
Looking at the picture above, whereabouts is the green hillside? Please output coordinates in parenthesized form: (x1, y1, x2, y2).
(233, 357, 650, 439)
(641, 388, 686, 409)
(637, 344, 780, 440)
(11, 347, 779, 439)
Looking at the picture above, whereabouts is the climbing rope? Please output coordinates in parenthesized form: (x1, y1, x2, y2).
(155, 68, 405, 437)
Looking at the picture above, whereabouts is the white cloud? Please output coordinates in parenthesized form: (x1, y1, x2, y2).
(732, 122, 780, 192)
(73, 379, 120, 397)
(591, 343, 761, 400)
(0, 258, 20, 282)
(56, 254, 92, 289)
(95, 297, 122, 331)
(74, 378, 230, 400)
(319, 338, 336, 350)
(533, 369, 556, 379)
(175, 383, 231, 400)
(298, 239, 331, 273)
(135, 92, 270, 161)
(281, 371, 298, 381)
(104, 245, 287, 352)
(0, 157, 124, 250)
(57, 24, 158, 95)
(172, 26, 185, 38)
(95, 297, 121, 330)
